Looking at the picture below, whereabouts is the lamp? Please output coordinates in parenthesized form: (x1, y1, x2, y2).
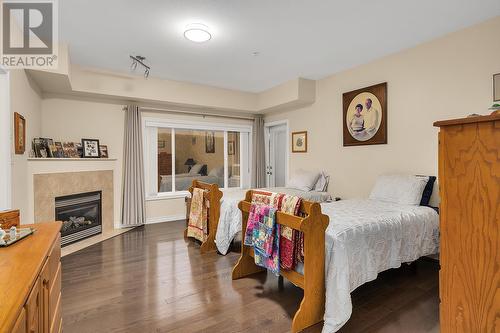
(184, 158, 196, 171)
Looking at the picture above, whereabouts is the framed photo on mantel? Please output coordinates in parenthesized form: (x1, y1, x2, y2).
(81, 138, 100, 158)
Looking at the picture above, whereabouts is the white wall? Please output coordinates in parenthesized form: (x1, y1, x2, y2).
(265, 16, 500, 205)
(10, 70, 42, 220)
(0, 70, 11, 210)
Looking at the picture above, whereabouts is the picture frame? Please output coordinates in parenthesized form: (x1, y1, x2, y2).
(343, 82, 387, 146)
(62, 142, 79, 158)
(75, 142, 83, 158)
(292, 131, 307, 153)
(205, 131, 215, 153)
(99, 145, 109, 158)
(53, 142, 64, 158)
(33, 138, 48, 158)
(14, 112, 25, 154)
(81, 138, 101, 158)
(494, 73, 500, 102)
(158, 140, 166, 149)
(228, 141, 235, 155)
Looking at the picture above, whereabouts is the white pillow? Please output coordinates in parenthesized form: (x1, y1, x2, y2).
(189, 164, 203, 175)
(287, 170, 321, 192)
(369, 174, 429, 205)
(208, 167, 224, 178)
(314, 172, 330, 192)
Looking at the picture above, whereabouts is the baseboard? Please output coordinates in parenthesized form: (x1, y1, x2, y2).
(146, 214, 186, 224)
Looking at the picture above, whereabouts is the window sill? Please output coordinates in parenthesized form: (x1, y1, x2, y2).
(146, 191, 189, 201)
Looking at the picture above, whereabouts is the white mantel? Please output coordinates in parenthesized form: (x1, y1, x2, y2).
(26, 159, 121, 228)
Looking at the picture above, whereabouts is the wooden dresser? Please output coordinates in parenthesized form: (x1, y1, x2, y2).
(0, 222, 62, 333)
(434, 114, 499, 332)
(0, 210, 20, 229)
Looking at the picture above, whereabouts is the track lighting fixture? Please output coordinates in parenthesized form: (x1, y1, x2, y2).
(130, 55, 150, 78)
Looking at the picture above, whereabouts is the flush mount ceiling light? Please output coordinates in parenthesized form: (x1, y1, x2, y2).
(184, 23, 211, 43)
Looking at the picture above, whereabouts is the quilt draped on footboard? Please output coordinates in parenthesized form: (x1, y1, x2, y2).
(243, 191, 303, 274)
(187, 188, 209, 242)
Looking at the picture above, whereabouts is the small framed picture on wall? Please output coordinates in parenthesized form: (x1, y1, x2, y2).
(14, 112, 26, 154)
(292, 131, 307, 153)
(205, 131, 215, 153)
(228, 141, 235, 155)
(494, 73, 500, 101)
(81, 139, 101, 158)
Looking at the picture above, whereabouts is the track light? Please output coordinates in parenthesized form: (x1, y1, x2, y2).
(130, 55, 150, 79)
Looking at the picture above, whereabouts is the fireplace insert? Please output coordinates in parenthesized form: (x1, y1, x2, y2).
(55, 191, 102, 246)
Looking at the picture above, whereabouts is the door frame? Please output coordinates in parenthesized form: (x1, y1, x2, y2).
(0, 65, 11, 210)
(264, 119, 289, 187)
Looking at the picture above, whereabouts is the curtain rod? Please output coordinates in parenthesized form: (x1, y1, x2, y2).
(122, 105, 257, 121)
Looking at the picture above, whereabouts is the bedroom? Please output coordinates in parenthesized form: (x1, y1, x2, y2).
(0, 1, 499, 333)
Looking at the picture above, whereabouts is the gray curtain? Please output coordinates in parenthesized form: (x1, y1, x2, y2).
(252, 115, 266, 188)
(121, 105, 146, 226)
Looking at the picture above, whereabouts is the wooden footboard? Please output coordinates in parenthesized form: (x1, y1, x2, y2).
(185, 180, 223, 254)
(232, 190, 329, 332)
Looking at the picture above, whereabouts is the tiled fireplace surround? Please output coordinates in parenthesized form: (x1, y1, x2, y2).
(33, 171, 116, 253)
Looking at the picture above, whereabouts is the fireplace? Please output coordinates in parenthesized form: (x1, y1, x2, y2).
(55, 191, 102, 246)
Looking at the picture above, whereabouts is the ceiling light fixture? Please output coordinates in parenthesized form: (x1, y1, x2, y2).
(184, 23, 211, 43)
(130, 55, 150, 78)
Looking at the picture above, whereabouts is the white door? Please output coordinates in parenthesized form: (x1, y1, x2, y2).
(265, 123, 287, 187)
(0, 69, 11, 210)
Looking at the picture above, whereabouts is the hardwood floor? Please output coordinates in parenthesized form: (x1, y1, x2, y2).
(61, 221, 439, 333)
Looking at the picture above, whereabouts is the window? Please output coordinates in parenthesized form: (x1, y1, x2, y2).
(144, 118, 252, 197)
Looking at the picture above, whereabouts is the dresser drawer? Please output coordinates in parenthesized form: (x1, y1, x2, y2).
(49, 233, 61, 281)
(0, 210, 20, 229)
(25, 276, 41, 333)
(50, 292, 62, 333)
(49, 263, 61, 319)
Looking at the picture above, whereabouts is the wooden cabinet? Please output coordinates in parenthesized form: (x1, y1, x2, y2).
(434, 114, 500, 333)
(25, 277, 41, 333)
(0, 210, 20, 229)
(0, 222, 62, 333)
(40, 261, 50, 333)
(11, 309, 26, 333)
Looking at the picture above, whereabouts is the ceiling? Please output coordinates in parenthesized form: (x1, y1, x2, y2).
(60, 0, 500, 93)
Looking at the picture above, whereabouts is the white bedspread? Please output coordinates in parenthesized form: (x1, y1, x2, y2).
(320, 199, 439, 332)
(215, 187, 332, 255)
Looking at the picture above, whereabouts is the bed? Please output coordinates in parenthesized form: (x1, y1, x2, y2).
(216, 187, 332, 255)
(320, 199, 439, 332)
(160, 174, 224, 192)
(160, 164, 225, 192)
(232, 174, 440, 332)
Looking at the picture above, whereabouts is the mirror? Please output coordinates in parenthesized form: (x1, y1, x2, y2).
(494, 73, 500, 101)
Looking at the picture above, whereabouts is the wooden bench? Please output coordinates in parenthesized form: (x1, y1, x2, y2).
(185, 180, 223, 254)
(232, 190, 329, 332)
